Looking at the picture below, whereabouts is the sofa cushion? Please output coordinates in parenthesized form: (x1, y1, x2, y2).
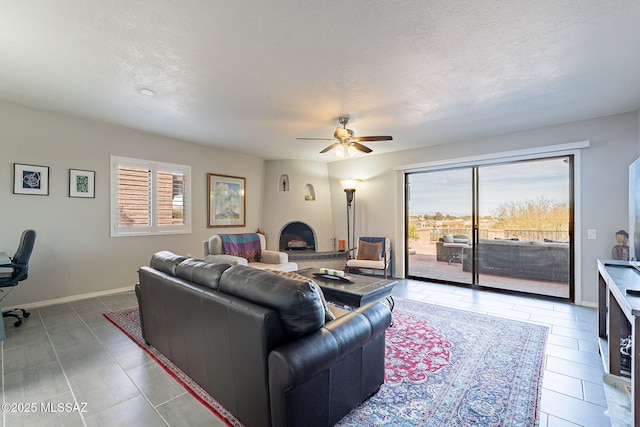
(442, 234, 455, 243)
(150, 251, 187, 276)
(175, 259, 231, 290)
(265, 269, 336, 322)
(219, 265, 325, 337)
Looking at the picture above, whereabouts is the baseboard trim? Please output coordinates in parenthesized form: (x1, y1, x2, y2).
(579, 300, 597, 309)
(7, 286, 136, 311)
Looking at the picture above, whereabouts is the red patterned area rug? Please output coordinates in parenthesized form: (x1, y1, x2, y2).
(104, 297, 548, 427)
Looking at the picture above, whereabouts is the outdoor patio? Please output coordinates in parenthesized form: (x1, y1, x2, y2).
(408, 244, 570, 299)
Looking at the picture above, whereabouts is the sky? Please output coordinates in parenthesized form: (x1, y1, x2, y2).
(407, 157, 570, 217)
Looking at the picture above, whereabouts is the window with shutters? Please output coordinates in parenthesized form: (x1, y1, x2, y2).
(110, 156, 191, 236)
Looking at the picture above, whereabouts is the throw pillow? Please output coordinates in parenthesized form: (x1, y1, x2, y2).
(443, 234, 455, 243)
(357, 240, 383, 261)
(265, 269, 336, 321)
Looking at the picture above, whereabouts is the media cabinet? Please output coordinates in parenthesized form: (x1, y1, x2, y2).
(597, 259, 639, 426)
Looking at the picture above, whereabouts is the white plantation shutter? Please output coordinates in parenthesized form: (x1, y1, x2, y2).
(111, 156, 191, 236)
(117, 166, 151, 227)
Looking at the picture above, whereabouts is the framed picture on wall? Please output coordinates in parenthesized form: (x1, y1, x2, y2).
(13, 163, 49, 195)
(207, 173, 246, 227)
(69, 169, 95, 198)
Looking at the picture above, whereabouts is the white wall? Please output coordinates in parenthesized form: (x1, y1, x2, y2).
(0, 102, 265, 307)
(327, 111, 640, 305)
(261, 159, 336, 252)
(3, 100, 637, 308)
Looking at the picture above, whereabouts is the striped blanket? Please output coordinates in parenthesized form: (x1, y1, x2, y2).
(221, 233, 262, 263)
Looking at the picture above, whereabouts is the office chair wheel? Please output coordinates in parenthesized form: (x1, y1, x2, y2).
(13, 319, 22, 327)
(23, 311, 30, 318)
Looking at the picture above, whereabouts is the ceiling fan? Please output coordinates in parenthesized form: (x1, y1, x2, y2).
(297, 116, 392, 157)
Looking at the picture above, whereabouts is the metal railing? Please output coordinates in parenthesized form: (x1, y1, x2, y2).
(428, 228, 568, 243)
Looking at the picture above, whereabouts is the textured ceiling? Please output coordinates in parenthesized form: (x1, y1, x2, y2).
(1, 1, 640, 160)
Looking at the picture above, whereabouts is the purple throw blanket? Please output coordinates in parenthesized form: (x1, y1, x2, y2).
(221, 233, 261, 263)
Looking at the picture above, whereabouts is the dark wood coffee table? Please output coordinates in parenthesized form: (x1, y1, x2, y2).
(296, 268, 397, 309)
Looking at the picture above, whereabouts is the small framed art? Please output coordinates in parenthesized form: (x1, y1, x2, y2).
(69, 169, 95, 198)
(207, 173, 246, 227)
(13, 163, 49, 195)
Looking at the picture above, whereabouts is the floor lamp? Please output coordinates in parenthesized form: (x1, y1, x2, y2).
(339, 179, 361, 257)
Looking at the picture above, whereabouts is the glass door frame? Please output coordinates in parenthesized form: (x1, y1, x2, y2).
(404, 154, 575, 302)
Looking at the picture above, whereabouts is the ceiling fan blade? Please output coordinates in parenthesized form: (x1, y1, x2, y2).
(355, 136, 393, 142)
(320, 142, 341, 153)
(351, 142, 373, 153)
(296, 137, 336, 141)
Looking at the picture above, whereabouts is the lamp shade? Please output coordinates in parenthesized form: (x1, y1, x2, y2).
(339, 179, 362, 190)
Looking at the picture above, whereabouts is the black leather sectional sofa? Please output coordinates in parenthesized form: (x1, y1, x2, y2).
(135, 251, 392, 427)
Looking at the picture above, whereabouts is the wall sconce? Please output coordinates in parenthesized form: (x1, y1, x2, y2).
(339, 179, 362, 255)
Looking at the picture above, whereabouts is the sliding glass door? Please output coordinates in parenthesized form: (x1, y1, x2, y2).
(406, 156, 572, 299)
(406, 168, 473, 284)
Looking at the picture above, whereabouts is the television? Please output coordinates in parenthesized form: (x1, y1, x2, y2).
(629, 158, 640, 264)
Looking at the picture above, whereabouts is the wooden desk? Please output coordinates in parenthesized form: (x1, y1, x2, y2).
(0, 252, 12, 278)
(0, 252, 9, 340)
(597, 259, 640, 426)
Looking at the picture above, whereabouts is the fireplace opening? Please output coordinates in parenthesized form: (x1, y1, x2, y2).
(279, 222, 316, 252)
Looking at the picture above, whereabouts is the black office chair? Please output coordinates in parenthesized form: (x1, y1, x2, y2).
(0, 229, 36, 327)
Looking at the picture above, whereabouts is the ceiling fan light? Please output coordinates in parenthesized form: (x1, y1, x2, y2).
(334, 127, 350, 139)
(299, 115, 390, 157)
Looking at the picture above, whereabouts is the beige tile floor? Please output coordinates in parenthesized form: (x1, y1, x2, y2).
(1, 280, 612, 426)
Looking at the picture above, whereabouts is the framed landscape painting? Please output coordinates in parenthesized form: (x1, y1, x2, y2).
(13, 163, 49, 195)
(69, 169, 95, 198)
(208, 173, 245, 227)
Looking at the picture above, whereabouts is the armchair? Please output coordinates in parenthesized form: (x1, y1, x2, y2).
(203, 232, 298, 272)
(346, 237, 392, 278)
(0, 229, 36, 327)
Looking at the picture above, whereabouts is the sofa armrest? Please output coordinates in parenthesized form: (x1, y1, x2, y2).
(269, 302, 389, 386)
(261, 249, 288, 264)
(268, 302, 391, 426)
(204, 254, 248, 266)
(384, 247, 392, 262)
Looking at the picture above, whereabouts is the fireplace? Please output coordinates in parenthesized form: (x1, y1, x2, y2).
(279, 221, 316, 252)
(277, 220, 344, 268)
